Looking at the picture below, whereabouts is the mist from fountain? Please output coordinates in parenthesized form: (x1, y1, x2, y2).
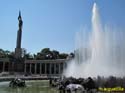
(63, 3, 125, 78)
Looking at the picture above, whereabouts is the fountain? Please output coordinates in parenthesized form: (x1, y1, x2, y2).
(63, 3, 125, 78)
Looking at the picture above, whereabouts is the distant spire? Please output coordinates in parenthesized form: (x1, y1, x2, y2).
(18, 10, 22, 20)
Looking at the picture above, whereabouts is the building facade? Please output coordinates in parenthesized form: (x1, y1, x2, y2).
(0, 58, 67, 76)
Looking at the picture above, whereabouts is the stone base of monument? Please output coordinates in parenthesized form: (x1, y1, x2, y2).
(9, 62, 24, 73)
(14, 62, 24, 72)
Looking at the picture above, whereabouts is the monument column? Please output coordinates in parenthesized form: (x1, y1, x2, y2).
(15, 11, 23, 58)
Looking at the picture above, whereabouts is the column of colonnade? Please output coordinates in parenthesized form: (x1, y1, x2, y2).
(2, 62, 10, 72)
(24, 63, 26, 73)
(59, 63, 60, 74)
(40, 63, 41, 75)
(35, 63, 37, 74)
(24, 62, 66, 75)
(30, 63, 32, 74)
(49, 63, 51, 74)
(54, 63, 56, 74)
(2, 62, 5, 72)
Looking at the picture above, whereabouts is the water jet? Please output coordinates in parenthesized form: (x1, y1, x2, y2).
(64, 3, 125, 78)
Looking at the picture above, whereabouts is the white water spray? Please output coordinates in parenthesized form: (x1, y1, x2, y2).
(63, 3, 125, 78)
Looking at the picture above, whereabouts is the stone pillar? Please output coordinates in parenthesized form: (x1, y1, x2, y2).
(30, 63, 32, 74)
(59, 63, 61, 74)
(12, 62, 14, 72)
(15, 11, 23, 58)
(3, 62, 5, 72)
(35, 63, 37, 74)
(49, 63, 51, 75)
(24, 63, 26, 73)
(54, 63, 56, 74)
(45, 63, 47, 74)
(40, 63, 42, 75)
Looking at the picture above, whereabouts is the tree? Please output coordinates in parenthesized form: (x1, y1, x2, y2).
(7, 52, 15, 62)
(0, 49, 11, 58)
(52, 50, 59, 59)
(24, 53, 34, 60)
(41, 48, 51, 54)
(35, 48, 69, 60)
(59, 53, 68, 59)
(36, 52, 45, 60)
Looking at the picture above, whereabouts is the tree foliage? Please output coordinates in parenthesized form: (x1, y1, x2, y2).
(0, 48, 11, 58)
(0, 48, 74, 60)
(35, 48, 70, 60)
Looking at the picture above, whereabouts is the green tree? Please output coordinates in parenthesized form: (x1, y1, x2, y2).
(35, 48, 70, 60)
(24, 53, 34, 60)
(52, 50, 59, 59)
(36, 52, 46, 60)
(8, 52, 15, 62)
(0, 49, 11, 58)
(59, 53, 68, 59)
(41, 48, 51, 54)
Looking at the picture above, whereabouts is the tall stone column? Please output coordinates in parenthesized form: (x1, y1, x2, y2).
(15, 11, 23, 59)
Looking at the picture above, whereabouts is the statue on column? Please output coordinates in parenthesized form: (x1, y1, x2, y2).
(18, 11, 23, 29)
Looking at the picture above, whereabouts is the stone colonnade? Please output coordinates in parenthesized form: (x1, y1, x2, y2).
(24, 60, 67, 75)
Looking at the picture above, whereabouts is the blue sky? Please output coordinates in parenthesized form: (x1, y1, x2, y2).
(0, 0, 125, 54)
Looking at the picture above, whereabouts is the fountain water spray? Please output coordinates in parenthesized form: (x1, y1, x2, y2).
(63, 3, 125, 78)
